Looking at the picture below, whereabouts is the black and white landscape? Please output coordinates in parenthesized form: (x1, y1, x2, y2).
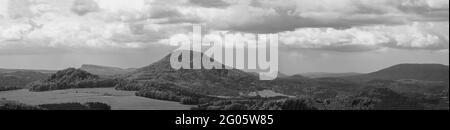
(1, 52, 448, 110)
(1, 0, 449, 110)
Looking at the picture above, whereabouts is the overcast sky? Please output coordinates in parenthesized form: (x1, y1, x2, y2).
(0, 0, 448, 74)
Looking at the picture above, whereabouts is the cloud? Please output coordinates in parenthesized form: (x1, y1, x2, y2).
(94, 0, 147, 12)
(6, 0, 33, 19)
(188, 0, 231, 8)
(146, 5, 203, 24)
(280, 22, 449, 52)
(0, 0, 194, 51)
(197, 0, 449, 33)
(71, 0, 100, 16)
(0, 0, 448, 54)
(0, 0, 8, 18)
(0, 20, 32, 41)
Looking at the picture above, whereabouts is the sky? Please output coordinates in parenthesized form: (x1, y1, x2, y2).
(0, 0, 448, 74)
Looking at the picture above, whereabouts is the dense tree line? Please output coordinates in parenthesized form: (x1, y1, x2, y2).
(1, 101, 111, 110)
(38, 102, 111, 110)
(115, 79, 220, 105)
(127, 80, 220, 105)
(0, 101, 43, 110)
(114, 79, 146, 91)
(136, 89, 181, 102)
(136, 88, 217, 105)
(0, 86, 21, 91)
(115, 78, 251, 97)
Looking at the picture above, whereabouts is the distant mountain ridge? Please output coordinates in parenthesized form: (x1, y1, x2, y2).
(302, 72, 363, 78)
(0, 68, 56, 74)
(347, 64, 449, 82)
(80, 64, 136, 76)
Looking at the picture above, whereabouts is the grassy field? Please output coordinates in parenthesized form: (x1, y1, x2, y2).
(0, 88, 192, 110)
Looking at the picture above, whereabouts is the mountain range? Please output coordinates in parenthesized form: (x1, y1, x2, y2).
(80, 64, 136, 76)
(0, 68, 56, 74)
(1, 51, 448, 110)
(302, 72, 363, 78)
(346, 64, 449, 83)
(1, 51, 448, 98)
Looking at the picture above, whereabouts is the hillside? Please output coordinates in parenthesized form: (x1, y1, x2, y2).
(347, 64, 449, 82)
(0, 71, 49, 91)
(80, 64, 136, 76)
(28, 68, 118, 92)
(117, 51, 262, 97)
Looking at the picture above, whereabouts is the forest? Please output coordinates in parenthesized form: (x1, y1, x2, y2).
(0, 101, 111, 110)
(192, 88, 449, 110)
(28, 68, 118, 92)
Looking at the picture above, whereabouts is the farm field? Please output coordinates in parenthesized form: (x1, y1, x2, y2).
(0, 88, 192, 110)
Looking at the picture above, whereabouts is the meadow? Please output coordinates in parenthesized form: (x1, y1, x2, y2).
(0, 88, 192, 110)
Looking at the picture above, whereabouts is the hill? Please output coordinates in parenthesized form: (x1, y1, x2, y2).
(28, 68, 118, 92)
(347, 64, 449, 82)
(117, 51, 262, 97)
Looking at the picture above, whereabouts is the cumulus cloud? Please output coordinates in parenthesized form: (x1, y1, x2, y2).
(188, 0, 231, 8)
(0, 0, 448, 54)
(200, 0, 449, 33)
(0, 0, 8, 18)
(6, 0, 33, 19)
(0, 0, 193, 50)
(0, 20, 32, 41)
(280, 22, 449, 52)
(94, 0, 147, 12)
(71, 0, 100, 16)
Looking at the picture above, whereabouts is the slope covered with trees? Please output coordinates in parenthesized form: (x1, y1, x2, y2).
(117, 51, 263, 96)
(28, 68, 118, 92)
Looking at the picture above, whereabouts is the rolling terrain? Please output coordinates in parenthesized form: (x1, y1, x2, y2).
(1, 51, 448, 110)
